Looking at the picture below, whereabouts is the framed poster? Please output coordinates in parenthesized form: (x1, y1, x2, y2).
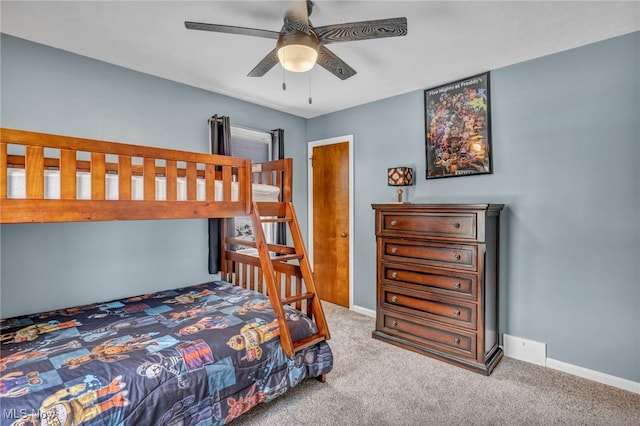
(424, 72, 492, 179)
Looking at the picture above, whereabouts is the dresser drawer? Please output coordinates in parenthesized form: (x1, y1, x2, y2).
(380, 212, 477, 240)
(381, 285, 477, 330)
(379, 309, 477, 358)
(382, 239, 477, 271)
(381, 262, 477, 300)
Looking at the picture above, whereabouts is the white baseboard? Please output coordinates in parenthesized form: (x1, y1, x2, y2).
(504, 334, 640, 394)
(503, 334, 546, 366)
(351, 304, 376, 317)
(546, 357, 640, 394)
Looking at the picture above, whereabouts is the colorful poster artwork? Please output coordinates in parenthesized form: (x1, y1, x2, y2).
(425, 72, 492, 179)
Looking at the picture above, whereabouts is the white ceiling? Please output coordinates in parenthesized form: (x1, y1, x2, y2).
(1, 1, 638, 119)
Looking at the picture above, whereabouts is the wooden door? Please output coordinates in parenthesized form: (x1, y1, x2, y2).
(312, 142, 350, 307)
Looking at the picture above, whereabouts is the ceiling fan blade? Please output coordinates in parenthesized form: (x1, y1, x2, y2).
(185, 21, 280, 39)
(247, 48, 280, 77)
(284, 0, 310, 33)
(314, 17, 407, 44)
(307, 0, 315, 18)
(316, 46, 356, 80)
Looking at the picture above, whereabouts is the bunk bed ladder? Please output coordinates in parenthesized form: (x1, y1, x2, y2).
(250, 201, 330, 358)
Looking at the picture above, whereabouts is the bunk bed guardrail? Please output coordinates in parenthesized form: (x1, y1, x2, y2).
(0, 128, 252, 223)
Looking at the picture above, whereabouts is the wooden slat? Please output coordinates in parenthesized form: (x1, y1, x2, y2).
(166, 160, 177, 201)
(6, 155, 211, 179)
(266, 243, 296, 255)
(222, 165, 232, 201)
(293, 334, 327, 352)
(276, 172, 283, 201)
(296, 278, 303, 311)
(91, 153, 106, 200)
(119, 156, 132, 200)
(186, 162, 197, 201)
(227, 238, 257, 249)
(221, 259, 230, 282)
(272, 254, 303, 262)
(281, 292, 314, 306)
(60, 149, 77, 199)
(0, 143, 7, 199)
(143, 158, 155, 200)
(241, 159, 252, 213)
(224, 250, 301, 276)
(253, 201, 287, 217)
(285, 274, 292, 299)
(233, 259, 239, 287)
(250, 264, 256, 293)
(241, 262, 248, 291)
(0, 128, 245, 166)
(205, 164, 215, 201)
(282, 158, 293, 202)
(225, 237, 296, 255)
(26, 146, 44, 199)
(0, 200, 247, 223)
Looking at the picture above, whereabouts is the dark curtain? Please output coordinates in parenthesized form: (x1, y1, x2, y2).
(270, 128, 286, 245)
(208, 115, 231, 274)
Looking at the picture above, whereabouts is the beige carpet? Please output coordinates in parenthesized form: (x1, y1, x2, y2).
(234, 302, 640, 425)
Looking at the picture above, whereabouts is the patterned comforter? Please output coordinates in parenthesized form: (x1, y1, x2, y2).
(0, 281, 333, 425)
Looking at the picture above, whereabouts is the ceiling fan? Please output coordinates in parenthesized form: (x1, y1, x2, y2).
(185, 0, 408, 80)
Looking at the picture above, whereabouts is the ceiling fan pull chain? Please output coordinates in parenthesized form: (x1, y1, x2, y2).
(308, 71, 313, 104)
(282, 51, 287, 91)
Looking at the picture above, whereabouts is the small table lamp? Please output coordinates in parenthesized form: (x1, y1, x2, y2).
(387, 167, 414, 203)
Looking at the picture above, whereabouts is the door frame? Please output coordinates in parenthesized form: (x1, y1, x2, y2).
(307, 135, 354, 309)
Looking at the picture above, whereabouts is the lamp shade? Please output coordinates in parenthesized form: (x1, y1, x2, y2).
(277, 32, 319, 73)
(388, 167, 414, 186)
(278, 45, 318, 72)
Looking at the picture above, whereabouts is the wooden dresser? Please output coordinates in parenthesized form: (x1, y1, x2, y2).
(371, 203, 504, 375)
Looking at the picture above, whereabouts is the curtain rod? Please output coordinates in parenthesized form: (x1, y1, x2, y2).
(232, 124, 277, 134)
(209, 117, 279, 136)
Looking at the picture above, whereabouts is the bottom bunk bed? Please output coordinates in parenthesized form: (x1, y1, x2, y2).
(0, 280, 332, 425)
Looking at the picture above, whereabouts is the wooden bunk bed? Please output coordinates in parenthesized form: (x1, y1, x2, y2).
(0, 128, 331, 425)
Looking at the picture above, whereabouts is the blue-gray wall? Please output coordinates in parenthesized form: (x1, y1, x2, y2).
(1, 32, 638, 383)
(0, 34, 308, 318)
(308, 32, 640, 383)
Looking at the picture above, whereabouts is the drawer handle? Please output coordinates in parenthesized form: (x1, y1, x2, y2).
(454, 282, 461, 289)
(391, 272, 398, 279)
(390, 220, 398, 226)
(454, 310, 460, 317)
(454, 253, 462, 260)
(453, 222, 461, 229)
(391, 247, 398, 254)
(391, 296, 398, 303)
(391, 320, 398, 327)
(453, 338, 460, 345)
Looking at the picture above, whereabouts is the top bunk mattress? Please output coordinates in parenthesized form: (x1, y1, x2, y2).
(6, 169, 280, 202)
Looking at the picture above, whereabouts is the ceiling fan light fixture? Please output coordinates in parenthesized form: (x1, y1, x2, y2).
(277, 32, 318, 72)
